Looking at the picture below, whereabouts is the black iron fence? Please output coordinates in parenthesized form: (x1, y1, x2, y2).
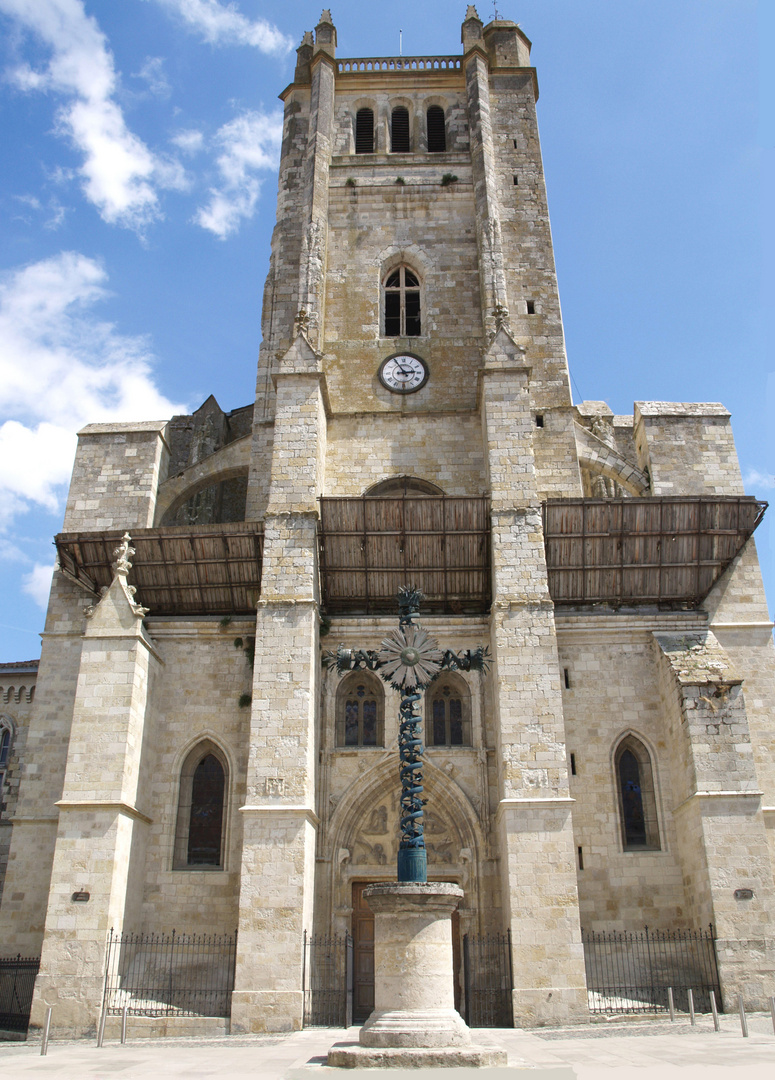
(462, 931, 513, 1027)
(101, 929, 237, 1019)
(582, 925, 721, 1015)
(0, 955, 40, 1035)
(302, 931, 352, 1028)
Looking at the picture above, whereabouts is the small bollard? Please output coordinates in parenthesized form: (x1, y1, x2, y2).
(667, 986, 675, 1021)
(770, 995, 775, 1036)
(40, 1006, 52, 1056)
(710, 989, 720, 1031)
(738, 993, 748, 1037)
(688, 988, 695, 1025)
(121, 1005, 128, 1045)
(97, 1006, 107, 1047)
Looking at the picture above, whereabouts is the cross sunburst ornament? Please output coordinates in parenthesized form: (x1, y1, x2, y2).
(323, 587, 489, 882)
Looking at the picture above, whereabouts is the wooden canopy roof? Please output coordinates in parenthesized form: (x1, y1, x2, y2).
(56, 524, 263, 617)
(543, 496, 766, 609)
(54, 495, 765, 619)
(317, 495, 491, 615)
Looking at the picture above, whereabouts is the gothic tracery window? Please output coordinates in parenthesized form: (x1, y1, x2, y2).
(615, 735, 660, 851)
(336, 673, 384, 747)
(427, 678, 471, 747)
(384, 266, 421, 337)
(174, 742, 228, 869)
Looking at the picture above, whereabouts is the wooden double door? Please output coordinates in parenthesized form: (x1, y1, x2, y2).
(351, 881, 462, 1023)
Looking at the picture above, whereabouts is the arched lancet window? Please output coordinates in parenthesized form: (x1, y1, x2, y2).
(336, 673, 384, 747)
(384, 266, 421, 337)
(615, 735, 660, 851)
(0, 719, 13, 815)
(427, 676, 471, 747)
(174, 741, 228, 869)
(391, 106, 411, 152)
(426, 106, 446, 152)
(355, 108, 374, 153)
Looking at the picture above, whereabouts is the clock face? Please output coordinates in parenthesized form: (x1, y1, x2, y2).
(378, 354, 429, 394)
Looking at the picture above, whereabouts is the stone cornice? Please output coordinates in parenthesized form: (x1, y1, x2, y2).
(495, 796, 574, 825)
(239, 804, 320, 828)
(55, 800, 153, 824)
(671, 790, 763, 814)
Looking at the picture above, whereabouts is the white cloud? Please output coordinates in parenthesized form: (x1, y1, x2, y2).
(172, 129, 205, 154)
(743, 468, 775, 492)
(153, 0, 293, 54)
(195, 108, 282, 238)
(0, 0, 175, 231)
(0, 251, 185, 528)
(22, 562, 56, 609)
(133, 56, 171, 97)
(44, 199, 67, 229)
(12, 193, 67, 230)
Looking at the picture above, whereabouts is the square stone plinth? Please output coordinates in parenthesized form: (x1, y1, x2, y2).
(327, 1042, 509, 1068)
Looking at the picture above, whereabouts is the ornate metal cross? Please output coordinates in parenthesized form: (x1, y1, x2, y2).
(325, 587, 489, 882)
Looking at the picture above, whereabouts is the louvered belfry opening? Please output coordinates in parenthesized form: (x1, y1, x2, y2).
(427, 105, 446, 152)
(391, 106, 411, 152)
(355, 107, 374, 153)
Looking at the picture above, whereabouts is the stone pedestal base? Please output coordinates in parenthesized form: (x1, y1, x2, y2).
(327, 1043, 508, 1068)
(361, 1007, 470, 1048)
(328, 882, 507, 1068)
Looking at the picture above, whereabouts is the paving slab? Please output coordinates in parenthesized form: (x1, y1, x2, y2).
(0, 1017, 773, 1079)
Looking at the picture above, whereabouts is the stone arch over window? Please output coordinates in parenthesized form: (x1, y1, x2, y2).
(613, 733, 660, 851)
(364, 476, 444, 497)
(426, 673, 471, 746)
(355, 107, 374, 153)
(391, 106, 411, 152)
(383, 264, 421, 337)
(336, 672, 384, 748)
(160, 468, 249, 526)
(0, 716, 15, 815)
(173, 739, 228, 869)
(426, 105, 446, 152)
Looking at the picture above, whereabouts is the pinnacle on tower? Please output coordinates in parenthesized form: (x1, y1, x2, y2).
(462, 5, 484, 49)
(314, 9, 337, 54)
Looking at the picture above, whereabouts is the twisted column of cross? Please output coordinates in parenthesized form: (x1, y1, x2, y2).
(325, 587, 489, 882)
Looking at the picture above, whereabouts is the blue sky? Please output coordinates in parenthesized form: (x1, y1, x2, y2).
(0, 0, 772, 661)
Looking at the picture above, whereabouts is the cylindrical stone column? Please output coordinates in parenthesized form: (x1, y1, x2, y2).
(359, 882, 470, 1049)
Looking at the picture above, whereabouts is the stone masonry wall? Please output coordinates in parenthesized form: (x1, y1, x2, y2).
(0, 574, 87, 954)
(136, 620, 252, 935)
(63, 422, 170, 532)
(0, 665, 37, 905)
(634, 403, 744, 496)
(556, 615, 698, 929)
(325, 412, 485, 495)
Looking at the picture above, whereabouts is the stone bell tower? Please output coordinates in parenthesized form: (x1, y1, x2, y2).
(233, 6, 588, 1030)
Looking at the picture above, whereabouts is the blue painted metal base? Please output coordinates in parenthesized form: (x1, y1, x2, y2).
(397, 847, 427, 882)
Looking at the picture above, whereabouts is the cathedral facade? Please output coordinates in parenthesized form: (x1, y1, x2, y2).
(1, 8, 774, 1038)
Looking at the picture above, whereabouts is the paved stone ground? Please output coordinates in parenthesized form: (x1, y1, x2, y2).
(0, 1015, 773, 1079)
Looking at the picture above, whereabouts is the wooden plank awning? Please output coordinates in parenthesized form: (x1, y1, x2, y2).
(543, 496, 767, 608)
(53, 495, 765, 620)
(318, 495, 492, 615)
(55, 524, 263, 616)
